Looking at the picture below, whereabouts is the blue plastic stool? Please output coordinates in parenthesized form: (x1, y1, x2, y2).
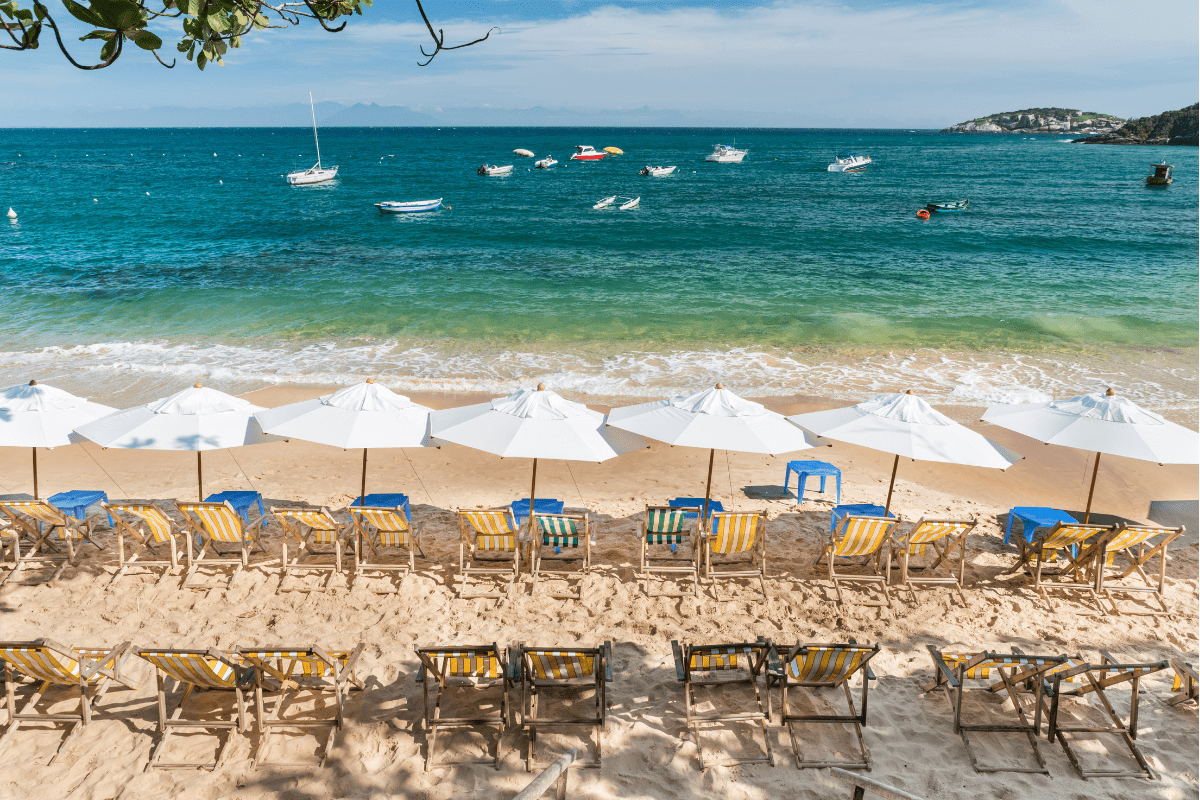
(784, 460, 841, 505)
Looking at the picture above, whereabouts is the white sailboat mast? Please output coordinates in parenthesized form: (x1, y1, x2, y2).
(309, 91, 322, 169)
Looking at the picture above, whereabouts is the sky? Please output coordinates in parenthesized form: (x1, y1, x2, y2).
(3, 0, 1197, 127)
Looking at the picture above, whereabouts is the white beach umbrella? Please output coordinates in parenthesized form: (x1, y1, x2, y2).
(254, 378, 436, 502)
(982, 388, 1200, 521)
(0, 380, 116, 498)
(429, 383, 646, 524)
(608, 383, 829, 516)
(74, 382, 280, 500)
(787, 390, 1021, 515)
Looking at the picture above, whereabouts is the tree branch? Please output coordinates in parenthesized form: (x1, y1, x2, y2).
(413, 0, 495, 66)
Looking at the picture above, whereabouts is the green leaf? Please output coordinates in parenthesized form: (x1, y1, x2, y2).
(131, 28, 161, 50)
(205, 11, 228, 33)
(61, 0, 106, 27)
(79, 28, 113, 40)
(89, 0, 142, 31)
(196, 48, 207, 69)
(22, 21, 40, 46)
(176, 38, 189, 52)
(99, 33, 117, 61)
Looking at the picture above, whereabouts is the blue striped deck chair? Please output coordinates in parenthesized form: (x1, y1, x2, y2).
(703, 511, 768, 599)
(416, 643, 512, 770)
(1004, 521, 1114, 612)
(671, 639, 773, 769)
(175, 500, 274, 590)
(0, 500, 104, 587)
(639, 505, 699, 597)
(347, 504, 425, 594)
(766, 640, 880, 770)
(456, 509, 521, 599)
(273, 506, 348, 593)
(517, 641, 612, 771)
(531, 512, 591, 601)
(891, 516, 977, 604)
(816, 515, 900, 607)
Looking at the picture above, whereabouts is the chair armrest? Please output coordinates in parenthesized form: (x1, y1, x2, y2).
(671, 640, 686, 683)
(603, 641, 613, 682)
(507, 644, 523, 682)
(926, 645, 960, 689)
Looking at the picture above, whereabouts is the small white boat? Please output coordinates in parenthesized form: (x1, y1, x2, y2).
(571, 145, 606, 161)
(705, 144, 747, 163)
(594, 195, 639, 210)
(828, 153, 871, 172)
(287, 93, 338, 185)
(639, 165, 676, 176)
(478, 164, 513, 176)
(514, 148, 535, 157)
(375, 198, 443, 213)
(619, 196, 640, 210)
(535, 156, 558, 169)
(593, 195, 616, 209)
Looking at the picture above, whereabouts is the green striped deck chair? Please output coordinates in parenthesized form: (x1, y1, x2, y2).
(103, 502, 184, 586)
(1094, 523, 1183, 615)
(0, 639, 138, 764)
(1005, 521, 1113, 611)
(273, 506, 348, 593)
(236, 643, 365, 767)
(0, 500, 103, 587)
(416, 643, 513, 770)
(517, 642, 612, 771)
(639, 505, 699, 597)
(703, 511, 768, 599)
(671, 640, 772, 769)
(892, 516, 976, 604)
(456, 509, 521, 599)
(767, 641, 880, 769)
(175, 500, 274, 591)
(816, 515, 899, 607)
(347, 505, 425, 594)
(136, 646, 255, 770)
(531, 512, 591, 600)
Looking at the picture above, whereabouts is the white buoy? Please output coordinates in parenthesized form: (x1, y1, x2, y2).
(6, 208, 16, 219)
(219, 180, 223, 184)
(94, 199, 98, 203)
(145, 192, 150, 196)
(213, 153, 217, 157)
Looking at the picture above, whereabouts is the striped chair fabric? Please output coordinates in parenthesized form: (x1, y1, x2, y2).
(938, 653, 1076, 682)
(178, 503, 249, 543)
(537, 515, 580, 548)
(437, 651, 502, 679)
(139, 651, 240, 688)
(1034, 524, 1100, 563)
(110, 504, 175, 543)
(834, 517, 895, 557)
(1174, 670, 1187, 692)
(525, 650, 596, 680)
(905, 520, 971, 556)
(709, 513, 759, 555)
(688, 645, 756, 672)
(477, 535, 516, 552)
(0, 646, 94, 684)
(1, 501, 82, 537)
(239, 649, 354, 678)
(1102, 526, 1162, 566)
(278, 510, 340, 544)
(350, 508, 411, 546)
(647, 508, 687, 544)
(786, 646, 872, 682)
(462, 510, 518, 536)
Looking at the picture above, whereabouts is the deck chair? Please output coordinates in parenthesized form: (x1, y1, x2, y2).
(892, 517, 976, 604)
(1094, 523, 1184, 615)
(416, 643, 513, 770)
(517, 642, 611, 771)
(702, 511, 768, 599)
(237, 644, 365, 767)
(638, 505, 700, 597)
(1167, 660, 1197, 706)
(136, 647, 255, 770)
(1004, 521, 1113, 611)
(273, 506, 348, 593)
(103, 502, 185, 585)
(530, 512, 591, 600)
(815, 515, 899, 607)
(0, 500, 104, 586)
(1042, 650, 1168, 779)
(0, 639, 139, 764)
(456, 509, 521, 599)
(175, 500, 274, 590)
(924, 645, 1075, 774)
(671, 640, 773, 769)
(348, 504, 425, 593)
(766, 641, 880, 770)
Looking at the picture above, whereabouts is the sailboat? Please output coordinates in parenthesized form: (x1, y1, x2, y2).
(286, 92, 338, 185)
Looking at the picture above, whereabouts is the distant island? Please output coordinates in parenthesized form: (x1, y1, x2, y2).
(1073, 103, 1198, 146)
(942, 108, 1124, 134)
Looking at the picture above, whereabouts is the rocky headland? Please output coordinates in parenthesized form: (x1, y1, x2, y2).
(942, 107, 1124, 134)
(1073, 103, 1198, 145)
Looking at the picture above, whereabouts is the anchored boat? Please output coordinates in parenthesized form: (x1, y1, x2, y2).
(535, 156, 558, 169)
(477, 164, 513, 176)
(705, 144, 747, 163)
(1144, 163, 1173, 186)
(286, 92, 338, 185)
(594, 195, 639, 210)
(827, 153, 871, 172)
(639, 165, 677, 176)
(375, 199, 443, 213)
(571, 145, 606, 161)
(925, 200, 969, 212)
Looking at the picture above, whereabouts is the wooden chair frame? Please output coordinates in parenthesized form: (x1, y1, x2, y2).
(638, 505, 700, 598)
(416, 643, 513, 770)
(766, 640, 880, 770)
(103, 502, 184, 586)
(1005, 521, 1113, 611)
(891, 517, 976, 604)
(0, 638, 138, 764)
(517, 642, 611, 772)
(175, 500, 275, 590)
(1167, 660, 1197, 706)
(530, 512, 591, 601)
(456, 508, 521, 599)
(0, 500, 104, 587)
(1094, 523, 1183, 615)
(273, 506, 348, 593)
(671, 640, 773, 769)
(348, 504, 426, 593)
(702, 511, 768, 600)
(815, 515, 899, 607)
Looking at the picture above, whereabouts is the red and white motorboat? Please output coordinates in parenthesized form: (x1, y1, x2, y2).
(570, 145, 606, 161)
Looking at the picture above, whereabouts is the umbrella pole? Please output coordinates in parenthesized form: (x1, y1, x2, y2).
(361, 448, 368, 505)
(529, 457, 538, 536)
(883, 454, 899, 516)
(31, 447, 38, 500)
(197, 451, 203, 501)
(1083, 452, 1101, 523)
(702, 448, 715, 521)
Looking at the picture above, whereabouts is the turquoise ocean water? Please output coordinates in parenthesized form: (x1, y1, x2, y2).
(0, 128, 1196, 415)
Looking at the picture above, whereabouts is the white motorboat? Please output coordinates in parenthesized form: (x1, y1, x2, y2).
(705, 144, 747, 163)
(477, 164, 513, 176)
(375, 198, 443, 213)
(619, 196, 640, 210)
(639, 165, 676, 176)
(535, 156, 558, 169)
(570, 145, 606, 161)
(514, 148, 535, 157)
(827, 153, 872, 172)
(594, 195, 639, 210)
(593, 195, 616, 209)
(286, 92, 338, 185)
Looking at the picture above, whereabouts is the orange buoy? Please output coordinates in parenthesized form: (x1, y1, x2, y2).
(917, 209, 930, 219)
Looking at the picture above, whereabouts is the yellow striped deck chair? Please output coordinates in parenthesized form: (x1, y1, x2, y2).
(702, 511, 768, 599)
(1168, 660, 1197, 706)
(924, 645, 1074, 775)
(0, 638, 138, 764)
(1042, 649, 1168, 779)
(0, 500, 103, 587)
(816, 515, 899, 607)
(766, 641, 880, 769)
(1005, 521, 1113, 611)
(103, 502, 184, 586)
(671, 639, 772, 769)
(531, 512, 591, 601)
(639, 505, 699, 598)
(273, 506, 348, 593)
(348, 505, 426, 593)
(175, 500, 274, 591)
(892, 516, 977, 604)
(416, 643, 513, 770)
(236, 643, 365, 767)
(517, 642, 612, 772)
(1094, 523, 1183, 615)
(136, 646, 254, 770)
(456, 508, 520, 599)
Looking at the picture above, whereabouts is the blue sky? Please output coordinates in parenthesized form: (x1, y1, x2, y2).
(4, 0, 1197, 127)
